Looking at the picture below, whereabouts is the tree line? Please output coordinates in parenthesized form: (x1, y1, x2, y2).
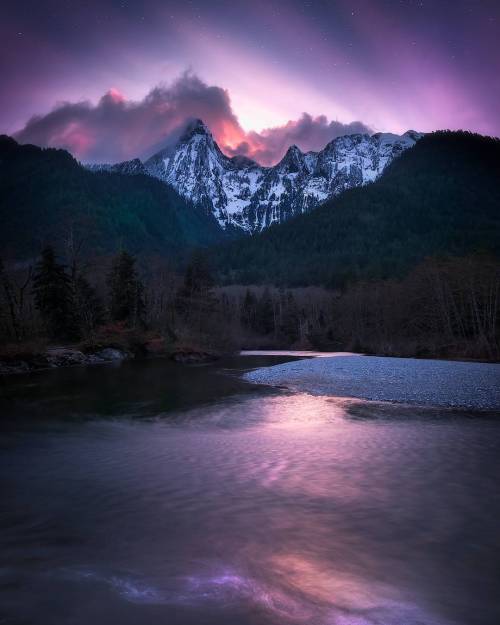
(1, 248, 499, 361)
(1, 247, 145, 343)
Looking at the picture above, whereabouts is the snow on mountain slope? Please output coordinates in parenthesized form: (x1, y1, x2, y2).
(144, 120, 263, 232)
(90, 119, 423, 233)
(87, 158, 147, 176)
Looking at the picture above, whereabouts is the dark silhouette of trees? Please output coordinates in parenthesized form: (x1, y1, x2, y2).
(73, 274, 105, 339)
(255, 288, 275, 336)
(0, 135, 224, 263)
(214, 131, 500, 287)
(329, 256, 500, 360)
(32, 246, 77, 340)
(181, 250, 215, 296)
(240, 289, 257, 329)
(175, 250, 218, 340)
(0, 248, 497, 359)
(107, 251, 145, 328)
(0, 259, 32, 341)
(278, 290, 300, 344)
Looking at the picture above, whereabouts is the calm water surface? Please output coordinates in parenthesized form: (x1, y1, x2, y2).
(1, 355, 499, 625)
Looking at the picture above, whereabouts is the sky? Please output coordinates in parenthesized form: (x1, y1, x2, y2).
(2, 0, 499, 165)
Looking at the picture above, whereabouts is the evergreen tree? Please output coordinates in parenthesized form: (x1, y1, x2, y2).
(176, 250, 216, 314)
(107, 251, 145, 327)
(181, 249, 214, 298)
(279, 291, 300, 343)
(175, 249, 219, 338)
(0, 136, 223, 263)
(255, 288, 275, 335)
(240, 289, 257, 329)
(0, 258, 21, 341)
(214, 131, 500, 287)
(32, 246, 77, 340)
(73, 273, 105, 338)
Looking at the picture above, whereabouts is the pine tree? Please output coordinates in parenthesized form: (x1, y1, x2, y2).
(32, 246, 77, 340)
(176, 250, 216, 313)
(181, 249, 214, 298)
(73, 273, 105, 338)
(255, 288, 275, 336)
(279, 291, 300, 343)
(107, 251, 145, 327)
(240, 289, 257, 329)
(175, 249, 218, 338)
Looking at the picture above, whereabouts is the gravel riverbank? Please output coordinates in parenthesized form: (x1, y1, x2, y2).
(244, 354, 500, 410)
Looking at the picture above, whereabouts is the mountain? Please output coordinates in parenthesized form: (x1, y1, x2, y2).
(2, 130, 498, 288)
(87, 158, 147, 176)
(90, 119, 422, 233)
(213, 131, 500, 286)
(0, 136, 224, 261)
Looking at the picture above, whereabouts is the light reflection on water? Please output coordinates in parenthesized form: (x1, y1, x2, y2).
(57, 556, 445, 625)
(1, 357, 499, 625)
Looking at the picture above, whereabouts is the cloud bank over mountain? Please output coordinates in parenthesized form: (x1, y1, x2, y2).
(14, 73, 371, 166)
(227, 114, 372, 165)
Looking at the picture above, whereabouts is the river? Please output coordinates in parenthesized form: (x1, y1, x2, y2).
(1, 354, 499, 625)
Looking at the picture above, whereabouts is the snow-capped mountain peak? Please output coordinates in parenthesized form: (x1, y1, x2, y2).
(89, 121, 423, 233)
(179, 118, 212, 140)
(277, 145, 309, 174)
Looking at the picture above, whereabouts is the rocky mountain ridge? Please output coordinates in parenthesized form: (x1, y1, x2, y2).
(90, 120, 423, 233)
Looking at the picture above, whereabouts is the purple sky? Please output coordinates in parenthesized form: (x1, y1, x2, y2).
(2, 0, 499, 164)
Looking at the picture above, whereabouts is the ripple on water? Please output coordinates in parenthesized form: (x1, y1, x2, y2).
(2, 368, 499, 625)
(58, 560, 452, 625)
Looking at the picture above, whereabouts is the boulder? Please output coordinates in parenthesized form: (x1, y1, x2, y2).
(94, 348, 129, 361)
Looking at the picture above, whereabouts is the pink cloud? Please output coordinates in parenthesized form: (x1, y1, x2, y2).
(224, 114, 371, 165)
(14, 73, 371, 165)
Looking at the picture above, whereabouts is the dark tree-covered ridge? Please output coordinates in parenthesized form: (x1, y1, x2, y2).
(214, 131, 500, 287)
(0, 136, 225, 261)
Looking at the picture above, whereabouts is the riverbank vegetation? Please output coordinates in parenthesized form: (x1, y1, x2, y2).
(1, 246, 498, 368)
(2, 131, 498, 370)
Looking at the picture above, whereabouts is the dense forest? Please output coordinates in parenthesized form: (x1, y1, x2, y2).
(1, 246, 498, 362)
(0, 135, 224, 260)
(214, 132, 500, 286)
(0, 131, 499, 364)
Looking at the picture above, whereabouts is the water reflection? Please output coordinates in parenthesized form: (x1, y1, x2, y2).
(54, 554, 448, 625)
(1, 357, 499, 625)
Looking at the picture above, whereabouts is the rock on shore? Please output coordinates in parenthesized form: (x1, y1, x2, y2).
(0, 347, 130, 375)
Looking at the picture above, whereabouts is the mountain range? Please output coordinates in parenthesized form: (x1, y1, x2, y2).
(0, 135, 222, 260)
(89, 119, 422, 233)
(1, 127, 498, 288)
(214, 131, 500, 286)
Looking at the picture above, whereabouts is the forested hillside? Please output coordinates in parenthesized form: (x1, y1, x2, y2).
(0, 136, 224, 260)
(214, 131, 500, 286)
(1, 132, 499, 361)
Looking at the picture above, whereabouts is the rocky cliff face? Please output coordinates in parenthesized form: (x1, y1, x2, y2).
(91, 119, 422, 233)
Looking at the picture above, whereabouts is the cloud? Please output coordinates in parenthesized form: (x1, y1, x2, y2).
(14, 72, 244, 163)
(14, 72, 371, 165)
(227, 114, 372, 165)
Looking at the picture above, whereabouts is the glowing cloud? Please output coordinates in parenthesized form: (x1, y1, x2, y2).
(14, 73, 371, 165)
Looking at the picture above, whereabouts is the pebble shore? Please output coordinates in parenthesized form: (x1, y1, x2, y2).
(244, 354, 500, 410)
